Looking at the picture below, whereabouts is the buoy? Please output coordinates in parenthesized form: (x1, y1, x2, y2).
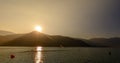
(109, 52, 111, 55)
(10, 54, 15, 59)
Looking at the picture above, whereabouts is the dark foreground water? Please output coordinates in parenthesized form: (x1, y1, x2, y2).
(0, 47, 120, 63)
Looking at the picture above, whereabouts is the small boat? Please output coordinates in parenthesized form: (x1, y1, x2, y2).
(109, 51, 111, 55)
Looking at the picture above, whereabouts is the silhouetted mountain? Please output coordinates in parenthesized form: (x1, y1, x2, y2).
(0, 36, 7, 44)
(0, 30, 15, 36)
(2, 31, 90, 47)
(80, 39, 104, 47)
(1, 31, 120, 47)
(0, 34, 24, 45)
(90, 37, 120, 47)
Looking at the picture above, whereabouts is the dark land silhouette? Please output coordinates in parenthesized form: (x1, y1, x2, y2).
(0, 30, 120, 47)
(90, 37, 120, 47)
(0, 30, 15, 36)
(0, 31, 90, 47)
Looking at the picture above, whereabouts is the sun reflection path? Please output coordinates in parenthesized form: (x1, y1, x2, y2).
(35, 46, 43, 63)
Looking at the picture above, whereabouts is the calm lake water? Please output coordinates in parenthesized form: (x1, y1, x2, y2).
(0, 47, 120, 63)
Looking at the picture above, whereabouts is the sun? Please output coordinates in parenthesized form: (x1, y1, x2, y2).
(34, 25, 42, 32)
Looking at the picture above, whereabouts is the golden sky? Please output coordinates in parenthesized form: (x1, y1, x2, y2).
(0, 0, 120, 38)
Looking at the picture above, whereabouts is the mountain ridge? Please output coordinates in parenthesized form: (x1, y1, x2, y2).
(0, 30, 120, 47)
(0, 30, 15, 36)
(2, 31, 90, 47)
(89, 37, 120, 47)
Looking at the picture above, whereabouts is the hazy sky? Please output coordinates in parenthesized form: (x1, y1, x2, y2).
(0, 0, 120, 38)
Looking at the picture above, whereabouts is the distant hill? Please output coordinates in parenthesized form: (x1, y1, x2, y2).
(2, 31, 90, 47)
(0, 36, 7, 44)
(90, 37, 120, 47)
(0, 34, 24, 44)
(1, 30, 120, 47)
(0, 30, 15, 36)
(80, 39, 105, 47)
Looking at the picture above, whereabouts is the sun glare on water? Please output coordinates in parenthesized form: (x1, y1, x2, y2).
(34, 25, 42, 32)
(35, 46, 43, 63)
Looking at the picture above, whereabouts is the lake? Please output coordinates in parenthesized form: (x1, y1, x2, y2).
(0, 47, 120, 63)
